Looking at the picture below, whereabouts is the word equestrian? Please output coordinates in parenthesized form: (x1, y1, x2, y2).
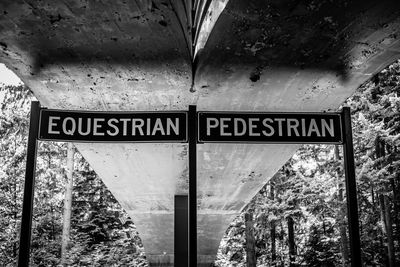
(39, 109, 187, 142)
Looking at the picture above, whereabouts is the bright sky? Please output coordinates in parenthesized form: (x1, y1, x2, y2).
(0, 63, 23, 86)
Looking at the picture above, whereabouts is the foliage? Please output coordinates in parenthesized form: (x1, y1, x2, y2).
(216, 59, 400, 266)
(0, 85, 147, 266)
(0, 85, 32, 265)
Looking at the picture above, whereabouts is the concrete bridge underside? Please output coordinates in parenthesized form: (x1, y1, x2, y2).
(1, 0, 400, 266)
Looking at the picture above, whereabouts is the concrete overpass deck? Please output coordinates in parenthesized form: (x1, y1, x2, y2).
(1, 0, 399, 266)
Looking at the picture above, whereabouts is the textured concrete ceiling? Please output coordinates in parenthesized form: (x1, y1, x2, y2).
(1, 0, 400, 266)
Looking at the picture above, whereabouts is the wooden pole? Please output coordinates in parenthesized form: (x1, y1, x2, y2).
(188, 105, 197, 267)
(18, 101, 40, 267)
(341, 107, 362, 267)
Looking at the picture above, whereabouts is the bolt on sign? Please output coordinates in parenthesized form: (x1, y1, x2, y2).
(39, 109, 188, 142)
(198, 112, 342, 144)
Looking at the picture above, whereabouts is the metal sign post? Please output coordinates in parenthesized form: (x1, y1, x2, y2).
(18, 101, 40, 267)
(188, 105, 197, 267)
(341, 107, 362, 266)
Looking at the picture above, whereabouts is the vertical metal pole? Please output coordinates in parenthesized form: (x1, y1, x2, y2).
(18, 101, 40, 267)
(175, 195, 189, 267)
(341, 107, 362, 267)
(188, 105, 197, 267)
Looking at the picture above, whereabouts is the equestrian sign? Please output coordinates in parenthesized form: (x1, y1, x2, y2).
(38, 109, 188, 142)
(198, 112, 342, 144)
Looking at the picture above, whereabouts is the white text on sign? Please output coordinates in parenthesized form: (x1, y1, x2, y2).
(39, 110, 187, 142)
(198, 112, 342, 144)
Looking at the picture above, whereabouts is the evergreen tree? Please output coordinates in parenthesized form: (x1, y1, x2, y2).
(0, 84, 147, 266)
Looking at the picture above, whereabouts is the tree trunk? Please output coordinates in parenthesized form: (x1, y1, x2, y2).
(61, 143, 74, 266)
(270, 221, 276, 265)
(13, 167, 18, 259)
(287, 216, 296, 267)
(376, 137, 397, 266)
(270, 183, 276, 265)
(379, 194, 390, 266)
(384, 195, 395, 267)
(338, 185, 350, 266)
(391, 177, 400, 253)
(245, 212, 257, 267)
(379, 194, 387, 235)
(371, 183, 375, 212)
(334, 145, 350, 266)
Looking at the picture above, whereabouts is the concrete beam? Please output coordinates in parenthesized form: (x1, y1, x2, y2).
(1, 0, 399, 266)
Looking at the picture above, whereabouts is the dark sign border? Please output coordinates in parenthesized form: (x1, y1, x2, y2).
(197, 111, 343, 144)
(38, 109, 188, 143)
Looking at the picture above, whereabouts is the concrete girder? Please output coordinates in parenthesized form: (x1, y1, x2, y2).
(191, 0, 400, 262)
(1, 0, 400, 266)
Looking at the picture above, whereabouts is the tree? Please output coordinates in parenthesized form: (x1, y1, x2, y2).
(61, 143, 74, 266)
(0, 85, 32, 265)
(0, 84, 147, 266)
(245, 212, 256, 267)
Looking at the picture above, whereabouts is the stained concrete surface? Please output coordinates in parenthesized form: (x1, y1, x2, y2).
(1, 0, 400, 266)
